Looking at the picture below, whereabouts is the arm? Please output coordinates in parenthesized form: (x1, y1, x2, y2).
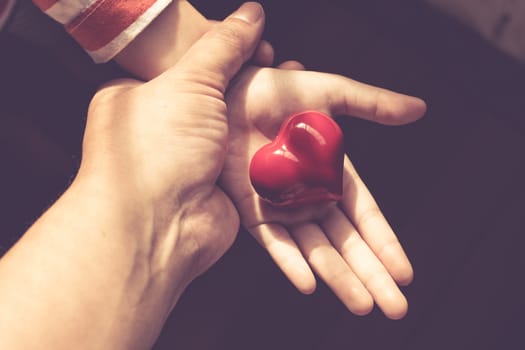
(0, 180, 187, 350)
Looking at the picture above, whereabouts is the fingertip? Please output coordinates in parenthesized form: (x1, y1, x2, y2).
(415, 96, 427, 114)
(365, 89, 427, 126)
(230, 2, 264, 24)
(341, 286, 374, 316)
(292, 268, 317, 295)
(388, 251, 414, 286)
(252, 40, 275, 66)
(351, 299, 374, 316)
(384, 295, 409, 320)
(297, 279, 317, 295)
(373, 283, 409, 320)
(390, 94, 428, 125)
(405, 96, 427, 122)
(396, 266, 414, 286)
(277, 60, 305, 70)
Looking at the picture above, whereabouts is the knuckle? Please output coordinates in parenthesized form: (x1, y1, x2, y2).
(356, 206, 383, 227)
(215, 23, 245, 50)
(339, 230, 361, 256)
(362, 268, 389, 290)
(376, 239, 402, 262)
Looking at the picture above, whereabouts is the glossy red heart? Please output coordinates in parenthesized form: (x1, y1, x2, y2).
(249, 111, 344, 207)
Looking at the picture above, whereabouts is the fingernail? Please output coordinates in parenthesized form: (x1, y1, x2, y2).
(231, 2, 263, 24)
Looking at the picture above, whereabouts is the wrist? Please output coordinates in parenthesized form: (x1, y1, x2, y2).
(115, 0, 211, 79)
(68, 172, 197, 283)
(0, 174, 193, 349)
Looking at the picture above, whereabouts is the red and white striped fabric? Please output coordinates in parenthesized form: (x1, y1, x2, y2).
(1, 0, 172, 63)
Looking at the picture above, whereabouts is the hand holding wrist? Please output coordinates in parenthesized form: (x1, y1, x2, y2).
(0, 4, 267, 348)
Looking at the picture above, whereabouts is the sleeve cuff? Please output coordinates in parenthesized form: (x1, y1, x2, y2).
(35, 0, 173, 63)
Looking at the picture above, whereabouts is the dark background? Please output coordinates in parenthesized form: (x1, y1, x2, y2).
(1, 0, 524, 349)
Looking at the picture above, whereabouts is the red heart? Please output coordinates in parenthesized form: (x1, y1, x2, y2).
(249, 111, 344, 207)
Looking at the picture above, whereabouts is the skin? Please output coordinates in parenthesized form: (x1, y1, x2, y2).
(222, 64, 425, 319)
(0, 2, 426, 348)
(0, 4, 264, 349)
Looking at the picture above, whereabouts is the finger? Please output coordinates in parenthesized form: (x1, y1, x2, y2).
(341, 157, 414, 286)
(320, 207, 408, 319)
(249, 223, 316, 294)
(327, 74, 427, 125)
(277, 60, 305, 70)
(157, 2, 265, 91)
(252, 40, 275, 67)
(267, 70, 426, 125)
(290, 223, 373, 315)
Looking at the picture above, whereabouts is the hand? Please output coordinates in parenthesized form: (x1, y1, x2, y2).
(82, 4, 270, 284)
(221, 63, 426, 319)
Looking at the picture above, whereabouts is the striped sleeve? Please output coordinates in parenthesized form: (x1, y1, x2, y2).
(0, 0, 16, 29)
(32, 0, 173, 63)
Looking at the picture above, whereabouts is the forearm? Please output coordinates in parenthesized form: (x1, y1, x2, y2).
(0, 177, 188, 350)
(115, 0, 211, 80)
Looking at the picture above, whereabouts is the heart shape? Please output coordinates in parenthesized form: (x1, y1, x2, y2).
(249, 111, 344, 207)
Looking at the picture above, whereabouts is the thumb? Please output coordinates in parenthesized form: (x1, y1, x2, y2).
(157, 2, 265, 92)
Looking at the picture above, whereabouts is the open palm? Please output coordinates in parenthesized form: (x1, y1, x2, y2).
(222, 63, 426, 319)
